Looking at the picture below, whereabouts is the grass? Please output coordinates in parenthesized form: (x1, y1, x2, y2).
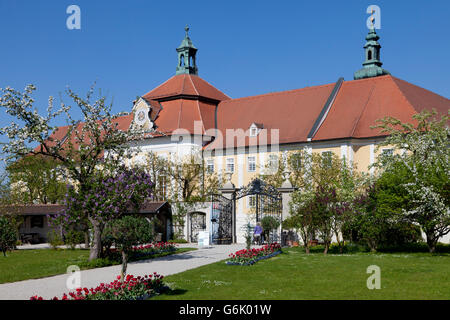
(0, 247, 196, 284)
(155, 247, 450, 300)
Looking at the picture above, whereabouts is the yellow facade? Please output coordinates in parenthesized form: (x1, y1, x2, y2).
(353, 144, 372, 172)
(203, 138, 389, 191)
(133, 137, 391, 202)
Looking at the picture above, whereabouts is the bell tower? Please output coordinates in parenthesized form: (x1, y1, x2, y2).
(363, 28, 383, 68)
(176, 25, 198, 75)
(354, 13, 390, 80)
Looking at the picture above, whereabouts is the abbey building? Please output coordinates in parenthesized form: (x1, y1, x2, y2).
(44, 26, 450, 244)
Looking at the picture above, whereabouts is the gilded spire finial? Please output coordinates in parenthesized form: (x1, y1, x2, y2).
(370, 8, 375, 29)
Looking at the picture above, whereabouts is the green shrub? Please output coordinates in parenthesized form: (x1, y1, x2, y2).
(244, 222, 253, 250)
(379, 223, 422, 247)
(303, 242, 450, 254)
(0, 216, 17, 256)
(377, 242, 450, 253)
(79, 257, 117, 269)
(168, 238, 188, 244)
(261, 216, 280, 242)
(308, 243, 368, 254)
(64, 229, 85, 250)
(103, 216, 154, 279)
(47, 230, 64, 249)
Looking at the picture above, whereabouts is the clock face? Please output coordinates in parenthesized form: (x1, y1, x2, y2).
(135, 109, 148, 126)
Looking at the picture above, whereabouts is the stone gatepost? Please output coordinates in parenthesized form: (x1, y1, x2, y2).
(277, 171, 297, 246)
(219, 173, 237, 243)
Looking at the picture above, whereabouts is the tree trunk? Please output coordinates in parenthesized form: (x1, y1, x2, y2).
(335, 231, 343, 254)
(368, 239, 377, 253)
(426, 234, 437, 253)
(323, 243, 329, 255)
(305, 245, 310, 254)
(89, 221, 102, 261)
(84, 231, 90, 249)
(120, 251, 128, 281)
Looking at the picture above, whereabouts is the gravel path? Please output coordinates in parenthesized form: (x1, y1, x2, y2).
(0, 243, 247, 300)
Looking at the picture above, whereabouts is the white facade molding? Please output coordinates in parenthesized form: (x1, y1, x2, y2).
(369, 143, 375, 174)
(340, 144, 348, 160)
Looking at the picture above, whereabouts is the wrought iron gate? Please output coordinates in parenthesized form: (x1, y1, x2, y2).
(236, 178, 282, 223)
(210, 194, 233, 244)
(210, 178, 281, 244)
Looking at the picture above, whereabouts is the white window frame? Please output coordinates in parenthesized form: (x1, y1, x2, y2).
(321, 151, 333, 168)
(250, 126, 258, 137)
(247, 156, 256, 172)
(267, 154, 278, 172)
(158, 174, 167, 201)
(206, 159, 214, 173)
(226, 158, 235, 173)
(291, 152, 302, 170)
(381, 148, 394, 157)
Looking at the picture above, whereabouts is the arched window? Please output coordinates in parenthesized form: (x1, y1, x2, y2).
(180, 54, 185, 66)
(367, 50, 372, 60)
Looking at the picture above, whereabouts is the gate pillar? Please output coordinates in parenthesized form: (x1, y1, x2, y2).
(219, 173, 237, 243)
(277, 172, 297, 246)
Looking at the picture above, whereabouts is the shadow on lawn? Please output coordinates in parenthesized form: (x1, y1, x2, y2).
(163, 288, 188, 297)
(131, 250, 200, 264)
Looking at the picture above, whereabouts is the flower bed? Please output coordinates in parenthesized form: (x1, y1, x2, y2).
(108, 242, 177, 260)
(30, 273, 165, 300)
(226, 243, 282, 266)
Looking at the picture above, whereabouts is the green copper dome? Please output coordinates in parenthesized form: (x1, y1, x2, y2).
(354, 28, 390, 80)
(176, 25, 198, 75)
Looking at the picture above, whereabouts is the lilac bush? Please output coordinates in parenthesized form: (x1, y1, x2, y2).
(50, 166, 154, 260)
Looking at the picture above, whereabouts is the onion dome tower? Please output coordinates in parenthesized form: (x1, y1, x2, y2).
(354, 27, 390, 80)
(176, 25, 198, 75)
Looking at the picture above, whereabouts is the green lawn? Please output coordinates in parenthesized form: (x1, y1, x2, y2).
(0, 247, 196, 284)
(155, 247, 450, 300)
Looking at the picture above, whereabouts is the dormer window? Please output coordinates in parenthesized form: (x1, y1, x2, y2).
(249, 123, 263, 137)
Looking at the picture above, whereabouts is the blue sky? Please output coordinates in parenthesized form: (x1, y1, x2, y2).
(0, 0, 449, 172)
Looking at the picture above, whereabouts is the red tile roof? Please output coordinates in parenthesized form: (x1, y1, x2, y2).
(140, 74, 229, 136)
(206, 75, 449, 149)
(143, 74, 230, 102)
(0, 204, 65, 216)
(313, 75, 450, 141)
(37, 74, 449, 153)
(33, 114, 134, 155)
(207, 83, 336, 149)
(2, 202, 170, 215)
(151, 99, 217, 135)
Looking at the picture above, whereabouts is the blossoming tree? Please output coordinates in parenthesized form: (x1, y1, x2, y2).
(372, 109, 450, 253)
(0, 84, 147, 259)
(52, 166, 154, 260)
